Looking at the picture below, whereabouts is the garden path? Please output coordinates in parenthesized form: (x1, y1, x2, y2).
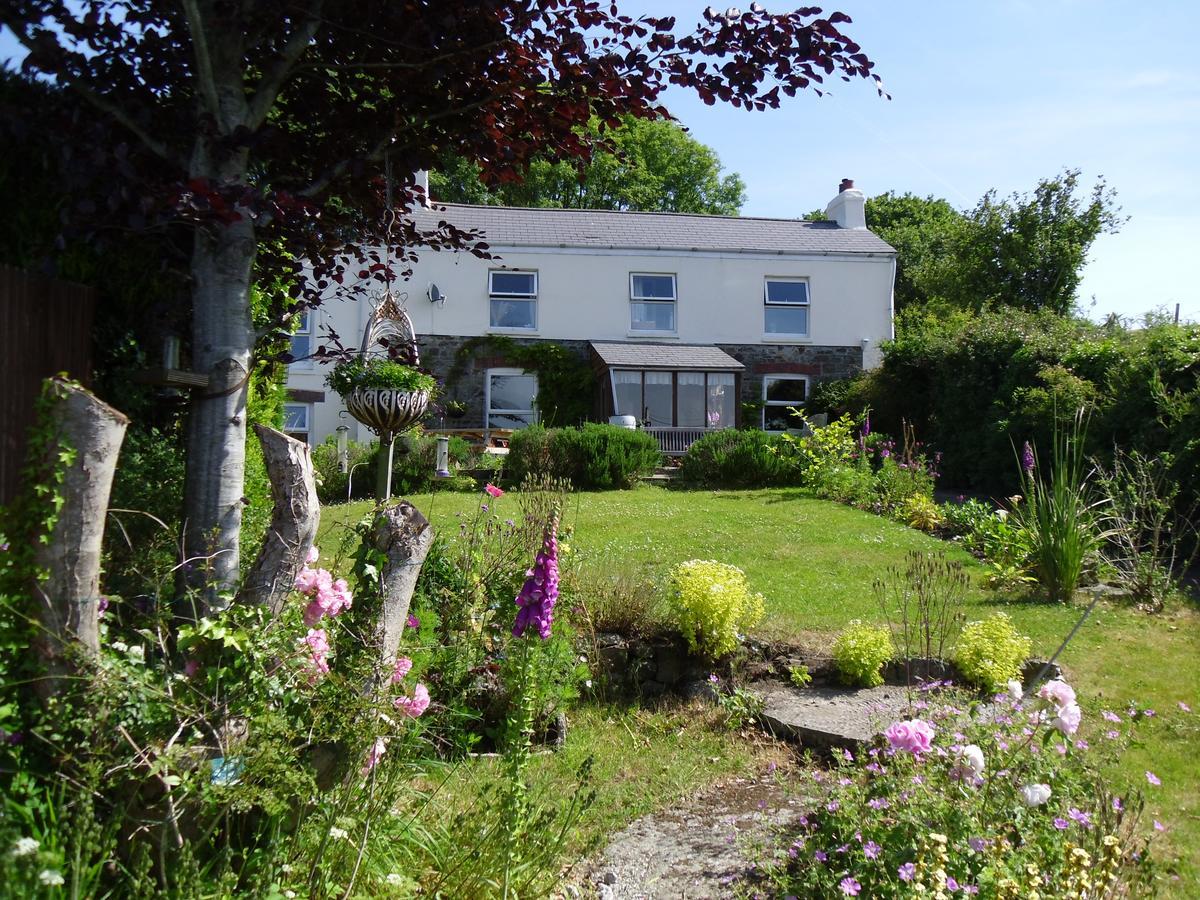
(579, 769, 811, 899)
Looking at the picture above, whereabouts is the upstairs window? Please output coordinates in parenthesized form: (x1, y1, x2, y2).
(489, 270, 537, 329)
(630, 273, 677, 333)
(764, 278, 809, 337)
(762, 375, 807, 431)
(290, 312, 312, 366)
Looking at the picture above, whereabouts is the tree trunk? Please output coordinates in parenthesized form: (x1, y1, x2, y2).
(370, 501, 434, 668)
(32, 378, 129, 700)
(181, 216, 257, 614)
(236, 425, 320, 612)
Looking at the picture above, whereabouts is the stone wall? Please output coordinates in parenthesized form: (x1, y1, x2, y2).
(418, 334, 862, 430)
(417, 334, 592, 428)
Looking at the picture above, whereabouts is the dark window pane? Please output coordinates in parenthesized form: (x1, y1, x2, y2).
(763, 406, 805, 431)
(631, 274, 675, 299)
(644, 372, 672, 426)
(631, 301, 675, 331)
(765, 280, 809, 304)
(490, 298, 536, 328)
(490, 271, 537, 296)
(764, 378, 806, 403)
(489, 374, 537, 411)
(677, 373, 705, 427)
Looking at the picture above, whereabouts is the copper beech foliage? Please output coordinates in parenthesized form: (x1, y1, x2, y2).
(2, 0, 883, 351)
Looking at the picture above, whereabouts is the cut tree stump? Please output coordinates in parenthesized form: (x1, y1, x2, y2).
(370, 501, 434, 669)
(31, 378, 129, 699)
(236, 425, 320, 612)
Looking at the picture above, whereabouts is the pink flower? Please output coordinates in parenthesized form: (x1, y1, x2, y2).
(301, 628, 331, 677)
(485, 483, 504, 498)
(1146, 771, 1161, 786)
(1102, 710, 1121, 723)
(1052, 702, 1082, 736)
(294, 566, 321, 593)
(394, 683, 430, 718)
(1179, 701, 1192, 713)
(306, 545, 320, 564)
(1037, 679, 1077, 709)
(407, 613, 420, 629)
(884, 719, 935, 754)
(1154, 820, 1165, 832)
(183, 658, 201, 679)
(391, 656, 413, 684)
(362, 736, 387, 776)
(840, 877, 861, 896)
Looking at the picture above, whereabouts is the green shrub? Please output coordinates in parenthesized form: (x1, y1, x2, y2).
(786, 413, 859, 489)
(312, 431, 479, 503)
(938, 498, 997, 540)
(678, 428, 799, 487)
(666, 559, 765, 660)
(832, 620, 894, 687)
(310, 436, 377, 503)
(507, 423, 659, 489)
(953, 612, 1032, 692)
(900, 493, 942, 532)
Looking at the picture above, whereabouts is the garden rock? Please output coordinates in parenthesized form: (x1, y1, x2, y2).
(752, 681, 914, 750)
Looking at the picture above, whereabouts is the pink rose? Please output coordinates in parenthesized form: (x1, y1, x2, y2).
(885, 718, 935, 754)
(391, 656, 413, 684)
(485, 483, 504, 498)
(294, 566, 320, 594)
(362, 736, 388, 776)
(301, 628, 331, 676)
(306, 544, 320, 565)
(394, 683, 430, 718)
(1053, 702, 1082, 736)
(1037, 679, 1076, 710)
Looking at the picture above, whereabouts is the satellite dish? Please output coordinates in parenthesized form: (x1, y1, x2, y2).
(427, 283, 446, 306)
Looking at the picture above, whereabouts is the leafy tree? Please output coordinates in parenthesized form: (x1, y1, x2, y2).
(1, 1, 883, 602)
(431, 115, 746, 214)
(863, 192, 963, 314)
(864, 172, 1122, 315)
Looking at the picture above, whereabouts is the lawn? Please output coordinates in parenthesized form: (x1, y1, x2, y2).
(322, 486, 1200, 895)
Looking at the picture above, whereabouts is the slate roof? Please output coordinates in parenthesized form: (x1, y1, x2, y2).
(414, 203, 894, 256)
(590, 341, 745, 371)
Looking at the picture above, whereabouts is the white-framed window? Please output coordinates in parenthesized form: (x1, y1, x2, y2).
(486, 368, 539, 429)
(630, 272, 677, 333)
(283, 402, 311, 444)
(762, 375, 808, 431)
(764, 278, 810, 337)
(489, 269, 537, 330)
(290, 311, 313, 366)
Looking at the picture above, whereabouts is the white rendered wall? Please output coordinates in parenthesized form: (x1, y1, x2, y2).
(288, 243, 895, 445)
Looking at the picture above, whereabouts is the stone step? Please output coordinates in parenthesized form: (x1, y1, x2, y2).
(751, 681, 914, 750)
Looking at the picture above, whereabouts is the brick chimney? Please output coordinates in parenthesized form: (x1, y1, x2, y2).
(824, 178, 867, 229)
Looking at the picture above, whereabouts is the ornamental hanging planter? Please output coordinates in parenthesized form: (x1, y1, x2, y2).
(326, 293, 435, 501)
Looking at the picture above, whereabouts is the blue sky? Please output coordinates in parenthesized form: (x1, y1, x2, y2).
(3, 2, 1196, 321)
(649, 0, 1200, 323)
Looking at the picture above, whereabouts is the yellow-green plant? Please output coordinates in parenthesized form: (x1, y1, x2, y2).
(953, 612, 1032, 692)
(666, 560, 765, 660)
(832, 620, 894, 687)
(781, 413, 859, 488)
(901, 494, 943, 532)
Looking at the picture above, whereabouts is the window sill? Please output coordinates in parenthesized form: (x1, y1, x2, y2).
(626, 331, 679, 340)
(487, 327, 540, 336)
(762, 335, 812, 344)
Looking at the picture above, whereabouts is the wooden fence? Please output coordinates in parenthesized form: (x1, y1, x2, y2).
(0, 264, 97, 506)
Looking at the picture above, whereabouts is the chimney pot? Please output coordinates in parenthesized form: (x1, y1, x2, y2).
(824, 179, 867, 229)
(839, 178, 855, 193)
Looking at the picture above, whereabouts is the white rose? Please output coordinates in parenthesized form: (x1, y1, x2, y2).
(1020, 783, 1052, 807)
(1006, 679, 1024, 700)
(960, 744, 986, 778)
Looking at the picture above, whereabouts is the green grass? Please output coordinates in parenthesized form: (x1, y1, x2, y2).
(322, 486, 1200, 894)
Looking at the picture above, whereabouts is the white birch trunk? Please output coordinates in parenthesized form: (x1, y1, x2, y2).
(371, 502, 435, 668)
(32, 378, 129, 699)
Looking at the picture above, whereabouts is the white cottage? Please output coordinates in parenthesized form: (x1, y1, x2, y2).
(284, 178, 895, 451)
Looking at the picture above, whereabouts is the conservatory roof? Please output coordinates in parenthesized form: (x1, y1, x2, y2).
(589, 341, 745, 371)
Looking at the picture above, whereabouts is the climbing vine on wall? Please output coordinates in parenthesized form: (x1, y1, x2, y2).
(445, 337, 596, 427)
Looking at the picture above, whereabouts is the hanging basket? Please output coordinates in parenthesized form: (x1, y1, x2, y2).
(344, 386, 430, 435)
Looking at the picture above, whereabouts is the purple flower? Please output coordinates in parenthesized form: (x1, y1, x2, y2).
(840, 877, 861, 896)
(814, 850, 828, 862)
(1146, 771, 1161, 786)
(1021, 440, 1035, 473)
(97, 596, 110, 617)
(861, 415, 870, 438)
(512, 515, 560, 640)
(947, 877, 960, 891)
(1068, 808, 1092, 829)
(864, 840, 881, 859)
(1102, 710, 1121, 722)
(1154, 820, 1165, 832)
(968, 838, 987, 852)
(1054, 818, 1070, 830)
(1179, 701, 1192, 713)
(826, 801, 840, 812)
(406, 613, 420, 629)
(898, 862, 916, 882)
(1113, 797, 1124, 812)
(867, 798, 889, 810)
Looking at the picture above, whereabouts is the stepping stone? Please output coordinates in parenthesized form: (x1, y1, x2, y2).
(752, 682, 914, 750)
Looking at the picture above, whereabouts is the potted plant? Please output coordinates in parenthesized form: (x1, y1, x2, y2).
(326, 357, 438, 436)
(445, 399, 467, 420)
